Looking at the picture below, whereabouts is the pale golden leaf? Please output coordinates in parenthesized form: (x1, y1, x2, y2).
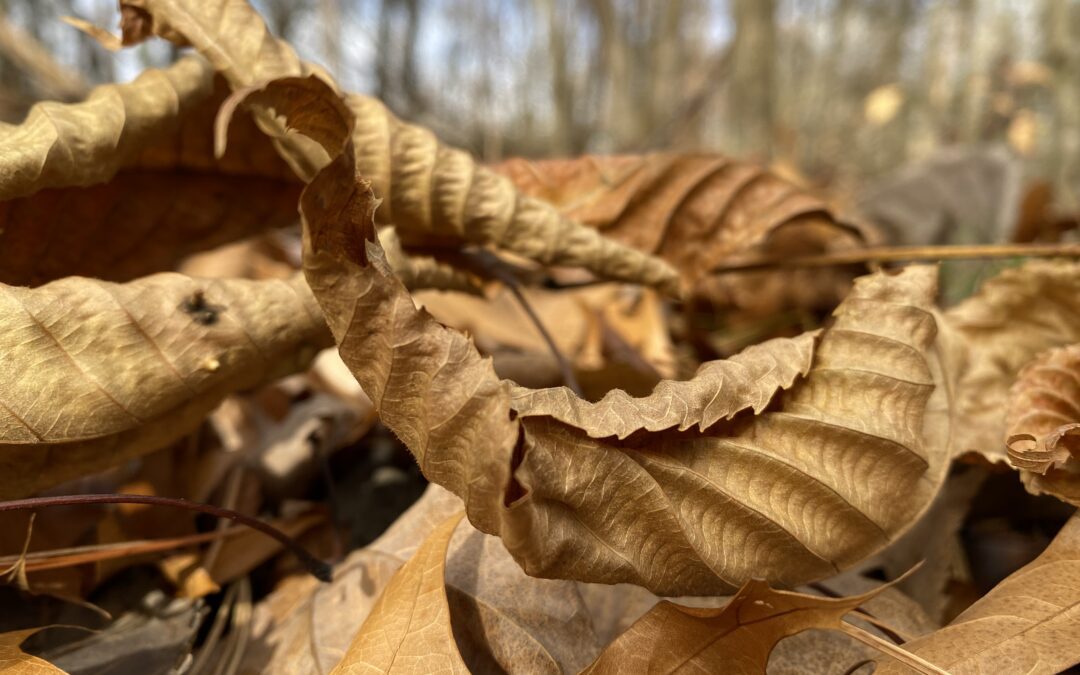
(876, 513, 1080, 675)
(330, 511, 469, 675)
(1006, 344, 1080, 505)
(0, 273, 331, 498)
(0, 629, 66, 674)
(128, 0, 679, 291)
(943, 261, 1080, 463)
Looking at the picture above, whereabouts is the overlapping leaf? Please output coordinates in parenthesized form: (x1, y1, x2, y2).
(943, 261, 1080, 463)
(0, 55, 302, 286)
(1006, 344, 1080, 505)
(876, 512, 1080, 674)
(0, 273, 331, 499)
(496, 153, 865, 310)
(127, 0, 679, 292)
(245, 486, 609, 675)
(582, 577, 895, 674)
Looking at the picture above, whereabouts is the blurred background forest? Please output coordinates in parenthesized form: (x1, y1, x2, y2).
(2, 0, 1078, 213)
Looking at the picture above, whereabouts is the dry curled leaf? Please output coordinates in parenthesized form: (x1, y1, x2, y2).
(496, 153, 864, 310)
(1006, 344, 1080, 505)
(0, 56, 302, 286)
(280, 70, 952, 594)
(876, 512, 1080, 675)
(129, 0, 679, 292)
(582, 576, 898, 674)
(943, 261, 1080, 463)
(508, 266, 950, 594)
(510, 330, 815, 438)
(0, 273, 331, 499)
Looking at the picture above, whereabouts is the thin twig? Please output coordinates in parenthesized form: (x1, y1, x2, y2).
(504, 279, 584, 396)
(0, 494, 332, 582)
(711, 242, 1080, 275)
(0, 529, 247, 572)
(840, 620, 948, 675)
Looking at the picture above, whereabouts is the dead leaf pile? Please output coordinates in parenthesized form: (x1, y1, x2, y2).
(2, 1, 1080, 673)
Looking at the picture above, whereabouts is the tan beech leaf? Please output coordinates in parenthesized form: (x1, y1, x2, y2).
(305, 145, 949, 593)
(244, 485, 606, 675)
(508, 266, 950, 595)
(944, 261, 1080, 463)
(876, 512, 1080, 675)
(582, 575, 898, 674)
(0, 628, 66, 674)
(129, 0, 679, 291)
(496, 153, 865, 309)
(0, 56, 303, 286)
(0, 273, 331, 499)
(330, 511, 468, 674)
(1006, 344, 1080, 505)
(269, 61, 949, 594)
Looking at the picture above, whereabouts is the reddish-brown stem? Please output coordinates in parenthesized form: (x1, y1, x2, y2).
(0, 494, 332, 582)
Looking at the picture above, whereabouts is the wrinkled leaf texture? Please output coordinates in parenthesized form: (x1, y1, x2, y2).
(0, 273, 330, 498)
(876, 512, 1080, 674)
(1006, 343, 1080, 505)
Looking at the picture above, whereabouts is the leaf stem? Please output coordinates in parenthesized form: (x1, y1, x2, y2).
(0, 494, 332, 582)
(711, 242, 1080, 275)
(839, 620, 947, 675)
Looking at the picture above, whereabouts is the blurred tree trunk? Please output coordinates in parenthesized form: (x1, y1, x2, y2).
(534, 0, 577, 155)
(730, 0, 776, 159)
(320, 0, 342, 77)
(587, 0, 631, 150)
(376, 0, 427, 117)
(1042, 0, 1080, 206)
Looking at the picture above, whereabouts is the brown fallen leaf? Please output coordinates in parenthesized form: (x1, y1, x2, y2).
(273, 69, 954, 595)
(0, 628, 66, 674)
(416, 282, 676, 395)
(507, 266, 950, 595)
(943, 261, 1080, 463)
(768, 573, 940, 674)
(0, 57, 301, 286)
(581, 574, 901, 673)
(127, 0, 680, 292)
(0, 273, 331, 499)
(496, 153, 865, 311)
(1006, 344, 1080, 505)
(876, 512, 1080, 674)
